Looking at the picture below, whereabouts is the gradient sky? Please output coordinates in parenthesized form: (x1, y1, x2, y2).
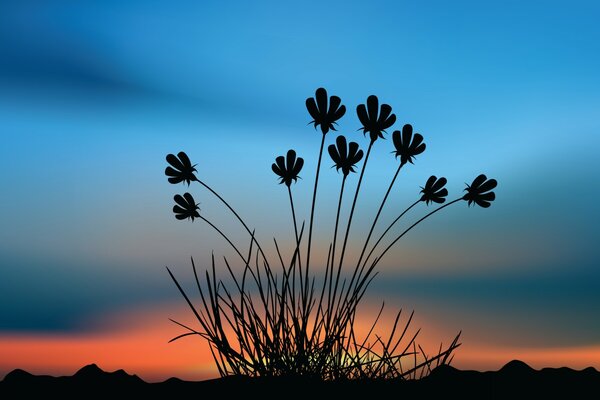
(1, 0, 599, 382)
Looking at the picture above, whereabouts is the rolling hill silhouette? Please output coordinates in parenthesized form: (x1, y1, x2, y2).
(2, 361, 598, 399)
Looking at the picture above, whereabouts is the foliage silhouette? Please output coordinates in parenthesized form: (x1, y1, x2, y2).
(163, 88, 497, 381)
(420, 176, 448, 205)
(328, 135, 363, 176)
(463, 174, 498, 208)
(166, 152, 198, 186)
(172, 193, 200, 221)
(272, 150, 304, 187)
(392, 124, 426, 165)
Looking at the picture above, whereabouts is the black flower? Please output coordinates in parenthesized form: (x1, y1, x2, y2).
(328, 135, 364, 176)
(463, 174, 497, 208)
(306, 87, 346, 134)
(392, 124, 426, 165)
(272, 149, 304, 187)
(173, 192, 200, 221)
(166, 152, 197, 185)
(357, 95, 396, 142)
(420, 176, 448, 205)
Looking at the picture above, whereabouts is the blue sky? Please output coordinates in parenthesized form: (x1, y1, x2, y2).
(1, 0, 599, 356)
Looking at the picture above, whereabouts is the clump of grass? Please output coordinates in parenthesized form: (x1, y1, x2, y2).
(163, 88, 497, 380)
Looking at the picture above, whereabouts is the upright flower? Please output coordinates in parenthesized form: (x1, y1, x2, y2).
(166, 152, 197, 185)
(328, 135, 364, 176)
(357, 95, 396, 142)
(392, 124, 426, 165)
(306, 87, 346, 135)
(173, 192, 200, 221)
(420, 176, 448, 205)
(463, 174, 497, 208)
(272, 150, 304, 187)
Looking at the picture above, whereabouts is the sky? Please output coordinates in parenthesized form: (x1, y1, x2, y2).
(1, 0, 599, 382)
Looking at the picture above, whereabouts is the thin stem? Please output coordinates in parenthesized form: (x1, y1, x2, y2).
(355, 161, 405, 271)
(373, 198, 462, 269)
(306, 133, 327, 282)
(337, 140, 374, 273)
(195, 177, 267, 264)
(199, 215, 247, 264)
(327, 174, 346, 322)
(361, 198, 421, 272)
(287, 185, 302, 274)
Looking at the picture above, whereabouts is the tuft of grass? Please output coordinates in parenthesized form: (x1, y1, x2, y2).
(163, 88, 497, 380)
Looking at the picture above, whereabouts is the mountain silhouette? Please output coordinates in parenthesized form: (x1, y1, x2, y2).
(2, 361, 599, 399)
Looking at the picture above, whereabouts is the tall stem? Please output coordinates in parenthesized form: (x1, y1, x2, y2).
(355, 161, 405, 271)
(287, 185, 302, 274)
(337, 140, 374, 274)
(327, 175, 347, 320)
(372, 198, 462, 269)
(195, 177, 267, 264)
(361, 199, 420, 272)
(199, 215, 247, 264)
(305, 133, 326, 300)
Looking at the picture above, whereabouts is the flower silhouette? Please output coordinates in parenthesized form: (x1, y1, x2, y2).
(463, 174, 497, 208)
(392, 124, 426, 165)
(357, 95, 396, 142)
(328, 135, 364, 176)
(420, 176, 448, 205)
(272, 149, 304, 187)
(173, 192, 200, 221)
(166, 152, 197, 185)
(306, 87, 346, 134)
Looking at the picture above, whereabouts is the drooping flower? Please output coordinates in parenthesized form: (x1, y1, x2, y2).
(392, 124, 426, 165)
(356, 95, 396, 142)
(463, 174, 497, 208)
(272, 149, 304, 187)
(328, 135, 364, 176)
(306, 87, 346, 134)
(420, 176, 448, 205)
(165, 152, 197, 185)
(173, 192, 200, 221)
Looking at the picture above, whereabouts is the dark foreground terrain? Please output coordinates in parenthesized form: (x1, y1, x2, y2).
(1, 360, 598, 399)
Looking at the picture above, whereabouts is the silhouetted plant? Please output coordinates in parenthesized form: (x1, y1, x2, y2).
(162, 88, 498, 381)
(463, 174, 497, 208)
(420, 175, 448, 205)
(173, 193, 200, 221)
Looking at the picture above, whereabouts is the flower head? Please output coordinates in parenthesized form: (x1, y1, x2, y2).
(165, 152, 197, 186)
(357, 95, 396, 142)
(392, 124, 426, 165)
(420, 176, 448, 205)
(328, 135, 364, 176)
(173, 192, 200, 221)
(306, 87, 346, 134)
(272, 149, 304, 187)
(463, 174, 497, 208)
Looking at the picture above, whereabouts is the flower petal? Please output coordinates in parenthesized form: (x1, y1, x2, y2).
(316, 88, 328, 114)
(366, 95, 379, 123)
(177, 152, 193, 169)
(432, 177, 447, 192)
(166, 153, 185, 171)
(478, 179, 497, 193)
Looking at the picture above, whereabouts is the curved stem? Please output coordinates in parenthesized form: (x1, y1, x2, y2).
(195, 177, 267, 264)
(361, 199, 421, 272)
(337, 140, 374, 274)
(306, 133, 327, 280)
(287, 185, 302, 273)
(199, 215, 247, 264)
(355, 161, 405, 271)
(372, 198, 462, 270)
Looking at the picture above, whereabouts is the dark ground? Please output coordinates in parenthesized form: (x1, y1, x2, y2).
(1, 360, 598, 399)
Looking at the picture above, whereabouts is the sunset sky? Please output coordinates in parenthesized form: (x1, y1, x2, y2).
(1, 0, 599, 382)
